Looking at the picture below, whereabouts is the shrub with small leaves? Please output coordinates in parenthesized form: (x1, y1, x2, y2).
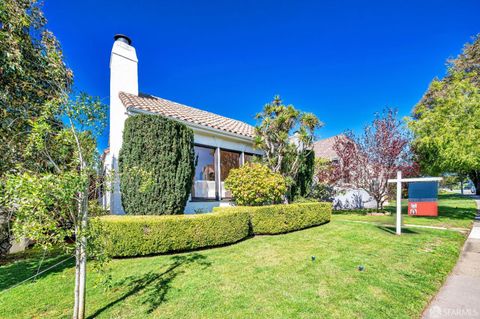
(119, 114, 195, 215)
(224, 163, 287, 206)
(307, 183, 337, 202)
(214, 202, 332, 234)
(93, 210, 250, 257)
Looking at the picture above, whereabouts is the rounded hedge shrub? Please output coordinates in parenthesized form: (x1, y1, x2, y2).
(119, 114, 195, 215)
(214, 202, 331, 235)
(224, 163, 287, 206)
(93, 211, 250, 257)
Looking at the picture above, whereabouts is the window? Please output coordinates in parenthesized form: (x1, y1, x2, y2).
(192, 147, 261, 200)
(192, 146, 216, 199)
(220, 149, 240, 198)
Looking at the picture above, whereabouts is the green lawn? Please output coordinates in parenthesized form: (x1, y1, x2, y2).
(333, 194, 477, 229)
(0, 195, 475, 319)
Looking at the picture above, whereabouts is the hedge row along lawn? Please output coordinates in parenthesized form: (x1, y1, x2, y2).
(0, 195, 473, 318)
(96, 210, 250, 257)
(96, 202, 331, 257)
(213, 202, 332, 235)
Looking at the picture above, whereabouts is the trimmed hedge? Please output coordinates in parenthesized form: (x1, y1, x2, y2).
(214, 202, 332, 235)
(94, 211, 250, 257)
(94, 202, 331, 257)
(119, 114, 195, 215)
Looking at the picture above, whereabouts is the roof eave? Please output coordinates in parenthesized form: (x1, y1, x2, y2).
(127, 106, 255, 144)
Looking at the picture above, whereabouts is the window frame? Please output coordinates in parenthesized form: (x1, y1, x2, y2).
(191, 144, 262, 201)
(219, 148, 242, 200)
(191, 144, 218, 201)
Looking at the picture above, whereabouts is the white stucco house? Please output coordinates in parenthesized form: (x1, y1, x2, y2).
(312, 136, 377, 209)
(103, 34, 262, 214)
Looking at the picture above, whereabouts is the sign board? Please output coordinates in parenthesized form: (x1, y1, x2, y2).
(387, 172, 442, 235)
(408, 182, 438, 216)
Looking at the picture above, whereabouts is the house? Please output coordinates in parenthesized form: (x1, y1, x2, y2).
(312, 135, 377, 209)
(103, 34, 262, 214)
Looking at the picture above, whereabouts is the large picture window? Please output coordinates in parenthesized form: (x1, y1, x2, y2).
(192, 145, 261, 200)
(192, 146, 216, 199)
(220, 149, 240, 198)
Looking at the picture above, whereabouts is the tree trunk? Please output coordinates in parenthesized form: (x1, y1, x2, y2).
(375, 198, 380, 213)
(469, 171, 480, 195)
(460, 179, 464, 195)
(73, 225, 80, 319)
(73, 187, 88, 319)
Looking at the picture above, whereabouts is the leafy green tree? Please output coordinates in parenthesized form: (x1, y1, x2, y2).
(409, 35, 480, 194)
(254, 96, 322, 201)
(0, 0, 73, 175)
(0, 0, 73, 260)
(1, 3, 104, 317)
(440, 174, 467, 193)
(2, 93, 107, 319)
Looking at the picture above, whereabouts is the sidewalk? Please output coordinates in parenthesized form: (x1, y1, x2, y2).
(423, 197, 480, 319)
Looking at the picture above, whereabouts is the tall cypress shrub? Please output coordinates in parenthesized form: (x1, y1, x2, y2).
(119, 114, 195, 215)
(290, 150, 315, 200)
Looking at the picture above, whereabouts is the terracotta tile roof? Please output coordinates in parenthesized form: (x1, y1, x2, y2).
(119, 92, 255, 138)
(313, 135, 342, 160)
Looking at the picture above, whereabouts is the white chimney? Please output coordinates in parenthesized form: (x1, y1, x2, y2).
(108, 34, 138, 214)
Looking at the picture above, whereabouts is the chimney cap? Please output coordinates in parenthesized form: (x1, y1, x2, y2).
(114, 34, 132, 45)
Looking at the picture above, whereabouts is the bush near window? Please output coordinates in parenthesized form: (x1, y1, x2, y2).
(306, 182, 337, 202)
(93, 211, 250, 257)
(214, 202, 331, 235)
(119, 114, 195, 215)
(224, 163, 287, 206)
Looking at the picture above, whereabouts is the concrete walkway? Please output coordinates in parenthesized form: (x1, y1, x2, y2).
(423, 197, 480, 319)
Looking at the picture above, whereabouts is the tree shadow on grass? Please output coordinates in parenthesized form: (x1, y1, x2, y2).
(436, 201, 478, 220)
(0, 248, 73, 291)
(376, 225, 419, 235)
(87, 253, 211, 318)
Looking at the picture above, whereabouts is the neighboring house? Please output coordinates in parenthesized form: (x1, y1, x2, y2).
(103, 35, 262, 214)
(313, 135, 377, 209)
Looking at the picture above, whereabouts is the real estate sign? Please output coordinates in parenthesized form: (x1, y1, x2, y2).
(408, 181, 439, 217)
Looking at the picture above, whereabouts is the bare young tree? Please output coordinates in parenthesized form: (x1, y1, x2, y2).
(333, 108, 410, 211)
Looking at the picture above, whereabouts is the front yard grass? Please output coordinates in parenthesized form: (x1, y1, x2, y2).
(333, 194, 477, 229)
(0, 195, 474, 318)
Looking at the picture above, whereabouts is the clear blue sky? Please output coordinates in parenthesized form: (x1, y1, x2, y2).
(43, 0, 479, 151)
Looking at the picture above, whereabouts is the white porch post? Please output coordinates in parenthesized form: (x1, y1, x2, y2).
(240, 151, 245, 166)
(215, 147, 221, 200)
(396, 170, 402, 235)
